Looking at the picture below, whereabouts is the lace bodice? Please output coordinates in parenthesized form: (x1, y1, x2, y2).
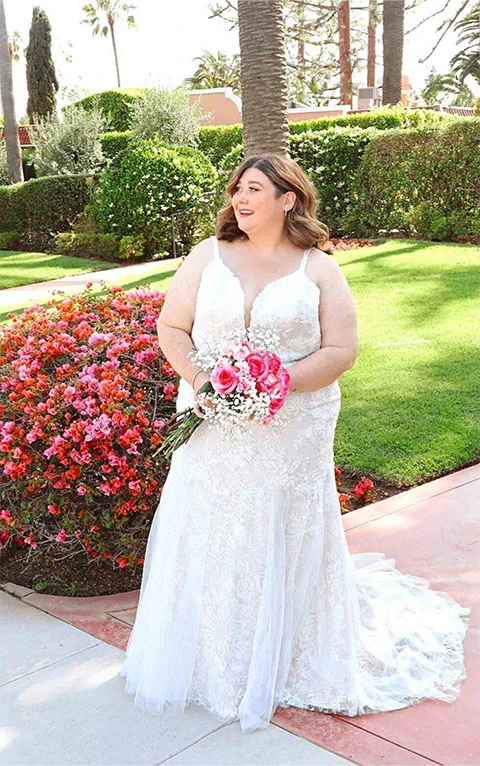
(177, 236, 336, 411)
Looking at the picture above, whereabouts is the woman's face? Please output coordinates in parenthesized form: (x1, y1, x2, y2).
(231, 168, 294, 234)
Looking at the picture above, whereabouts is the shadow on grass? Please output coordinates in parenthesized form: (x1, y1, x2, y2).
(336, 343, 479, 486)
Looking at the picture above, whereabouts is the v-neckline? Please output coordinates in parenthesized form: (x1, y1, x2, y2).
(215, 244, 310, 331)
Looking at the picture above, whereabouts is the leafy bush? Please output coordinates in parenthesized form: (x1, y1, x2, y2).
(68, 88, 145, 131)
(0, 288, 178, 569)
(0, 146, 8, 185)
(53, 232, 121, 261)
(0, 230, 56, 252)
(343, 119, 480, 241)
(289, 104, 454, 135)
(0, 174, 93, 233)
(290, 127, 377, 235)
(93, 138, 217, 256)
(129, 87, 202, 146)
(198, 124, 243, 167)
(29, 108, 105, 176)
(0, 231, 17, 249)
(99, 130, 133, 163)
(474, 97, 480, 117)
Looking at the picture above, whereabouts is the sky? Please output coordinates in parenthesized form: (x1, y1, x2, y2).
(3, 0, 476, 118)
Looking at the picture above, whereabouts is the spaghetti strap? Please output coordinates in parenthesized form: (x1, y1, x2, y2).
(299, 247, 312, 272)
(211, 235, 220, 260)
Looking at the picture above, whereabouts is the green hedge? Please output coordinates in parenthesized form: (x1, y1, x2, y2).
(343, 119, 480, 241)
(196, 106, 455, 168)
(53, 232, 121, 261)
(99, 130, 134, 162)
(0, 175, 93, 233)
(69, 89, 146, 131)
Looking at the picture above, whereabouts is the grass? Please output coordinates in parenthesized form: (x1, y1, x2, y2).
(333, 239, 480, 486)
(0, 250, 119, 289)
(1, 239, 478, 486)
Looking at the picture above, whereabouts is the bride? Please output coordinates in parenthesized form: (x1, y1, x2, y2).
(119, 153, 469, 734)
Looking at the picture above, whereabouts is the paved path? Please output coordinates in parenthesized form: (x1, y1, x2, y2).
(2, 464, 478, 764)
(0, 258, 182, 309)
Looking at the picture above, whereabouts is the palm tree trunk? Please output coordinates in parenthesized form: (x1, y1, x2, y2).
(0, 0, 23, 183)
(108, 17, 121, 87)
(297, 0, 306, 103)
(382, 0, 405, 105)
(338, 1, 352, 106)
(238, 0, 289, 157)
(367, 0, 377, 88)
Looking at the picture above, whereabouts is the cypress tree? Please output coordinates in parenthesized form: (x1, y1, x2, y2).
(26, 6, 59, 121)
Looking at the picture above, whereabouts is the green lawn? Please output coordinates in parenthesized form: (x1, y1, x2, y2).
(0, 250, 119, 289)
(1, 240, 478, 487)
(333, 239, 480, 486)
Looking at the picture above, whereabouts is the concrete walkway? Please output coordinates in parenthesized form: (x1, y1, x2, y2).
(1, 464, 478, 765)
(0, 258, 182, 309)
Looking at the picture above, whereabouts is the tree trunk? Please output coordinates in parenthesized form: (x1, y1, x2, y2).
(367, 0, 377, 88)
(109, 18, 121, 88)
(0, 0, 23, 183)
(338, 0, 352, 106)
(238, 0, 289, 157)
(297, 0, 306, 103)
(382, 0, 405, 106)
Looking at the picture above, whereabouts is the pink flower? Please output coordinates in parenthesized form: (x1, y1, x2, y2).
(211, 363, 239, 395)
(56, 529, 68, 542)
(277, 367, 290, 394)
(232, 340, 253, 361)
(269, 393, 286, 416)
(246, 353, 269, 381)
(267, 354, 281, 374)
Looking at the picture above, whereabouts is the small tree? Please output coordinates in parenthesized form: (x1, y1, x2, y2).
(129, 87, 202, 146)
(26, 7, 59, 120)
(30, 107, 105, 176)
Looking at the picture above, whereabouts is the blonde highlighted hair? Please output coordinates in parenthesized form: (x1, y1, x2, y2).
(216, 153, 330, 250)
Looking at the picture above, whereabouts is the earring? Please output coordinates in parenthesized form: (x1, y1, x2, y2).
(284, 209, 289, 217)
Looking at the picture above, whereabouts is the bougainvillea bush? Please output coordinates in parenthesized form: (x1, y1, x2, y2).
(0, 287, 179, 570)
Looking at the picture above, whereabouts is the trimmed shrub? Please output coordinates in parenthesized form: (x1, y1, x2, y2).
(99, 130, 133, 163)
(289, 104, 454, 135)
(0, 232, 17, 250)
(68, 88, 146, 131)
(290, 127, 378, 235)
(0, 288, 178, 570)
(198, 124, 243, 167)
(53, 232, 120, 261)
(343, 119, 480, 241)
(0, 174, 93, 233)
(93, 138, 217, 256)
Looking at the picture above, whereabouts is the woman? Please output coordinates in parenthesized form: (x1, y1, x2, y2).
(119, 153, 469, 734)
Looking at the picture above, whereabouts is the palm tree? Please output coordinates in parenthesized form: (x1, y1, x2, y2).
(450, 5, 480, 84)
(82, 1, 136, 88)
(382, 0, 405, 105)
(185, 50, 241, 94)
(237, 0, 289, 157)
(338, 0, 352, 105)
(0, 0, 23, 183)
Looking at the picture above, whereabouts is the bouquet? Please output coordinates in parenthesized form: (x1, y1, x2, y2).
(154, 333, 290, 460)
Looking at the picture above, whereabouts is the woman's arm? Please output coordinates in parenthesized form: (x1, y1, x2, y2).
(288, 251, 358, 392)
(156, 238, 212, 390)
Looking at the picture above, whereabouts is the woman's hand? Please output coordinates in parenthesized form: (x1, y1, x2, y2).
(192, 371, 211, 418)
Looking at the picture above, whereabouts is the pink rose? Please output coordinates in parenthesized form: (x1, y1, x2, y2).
(267, 354, 281, 374)
(232, 340, 253, 361)
(277, 368, 290, 394)
(211, 363, 239, 395)
(269, 393, 286, 416)
(246, 353, 269, 381)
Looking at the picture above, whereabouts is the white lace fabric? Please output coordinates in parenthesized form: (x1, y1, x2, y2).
(119, 236, 470, 733)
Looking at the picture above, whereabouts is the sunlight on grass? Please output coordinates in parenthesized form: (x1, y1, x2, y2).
(0, 250, 119, 289)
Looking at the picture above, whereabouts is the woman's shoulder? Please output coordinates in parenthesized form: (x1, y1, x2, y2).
(307, 246, 345, 289)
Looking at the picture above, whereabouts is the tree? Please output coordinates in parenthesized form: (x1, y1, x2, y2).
(382, 0, 405, 105)
(421, 68, 475, 106)
(26, 7, 59, 121)
(185, 50, 241, 94)
(82, 1, 136, 88)
(450, 4, 480, 84)
(237, 0, 289, 156)
(338, 0, 352, 104)
(0, 0, 23, 183)
(367, 0, 378, 87)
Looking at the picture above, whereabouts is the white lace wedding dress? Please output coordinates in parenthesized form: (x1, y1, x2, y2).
(119, 235, 470, 734)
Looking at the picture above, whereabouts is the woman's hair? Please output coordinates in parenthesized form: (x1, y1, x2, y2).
(216, 153, 330, 250)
